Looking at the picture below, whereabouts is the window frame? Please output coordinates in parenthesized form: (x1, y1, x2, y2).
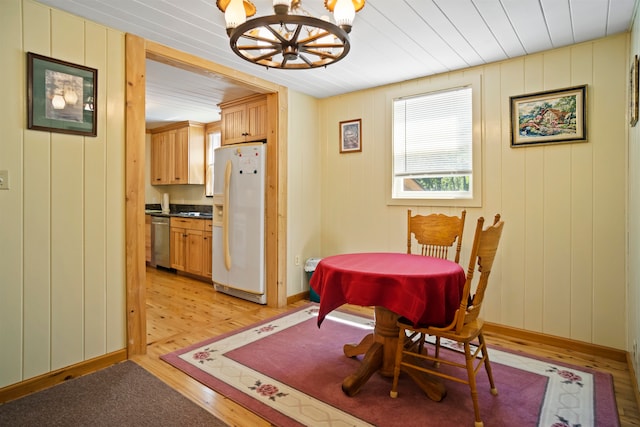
(386, 74, 483, 208)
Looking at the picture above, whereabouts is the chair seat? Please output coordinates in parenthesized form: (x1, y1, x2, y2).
(398, 318, 485, 344)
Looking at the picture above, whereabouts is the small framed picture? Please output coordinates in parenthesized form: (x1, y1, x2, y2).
(27, 52, 97, 137)
(510, 85, 587, 147)
(630, 55, 639, 127)
(339, 118, 362, 153)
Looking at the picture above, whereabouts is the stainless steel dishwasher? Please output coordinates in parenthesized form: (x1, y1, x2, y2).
(151, 215, 171, 268)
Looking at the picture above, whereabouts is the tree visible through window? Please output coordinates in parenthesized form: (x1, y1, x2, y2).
(392, 86, 473, 200)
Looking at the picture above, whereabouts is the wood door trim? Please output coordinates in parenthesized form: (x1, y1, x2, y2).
(125, 35, 288, 356)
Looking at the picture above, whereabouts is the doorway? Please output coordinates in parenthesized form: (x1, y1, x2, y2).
(125, 34, 288, 356)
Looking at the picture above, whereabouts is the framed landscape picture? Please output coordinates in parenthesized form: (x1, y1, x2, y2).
(510, 85, 586, 147)
(27, 52, 97, 137)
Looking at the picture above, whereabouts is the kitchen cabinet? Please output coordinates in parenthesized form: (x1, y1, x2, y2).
(203, 221, 213, 278)
(170, 225, 188, 272)
(150, 130, 172, 184)
(219, 94, 268, 145)
(170, 217, 212, 278)
(145, 215, 151, 263)
(150, 121, 205, 185)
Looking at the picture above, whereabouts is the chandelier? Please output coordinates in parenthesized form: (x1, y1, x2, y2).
(216, 0, 365, 69)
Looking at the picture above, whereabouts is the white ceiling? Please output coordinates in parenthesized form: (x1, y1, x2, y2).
(36, 0, 638, 126)
(144, 59, 259, 127)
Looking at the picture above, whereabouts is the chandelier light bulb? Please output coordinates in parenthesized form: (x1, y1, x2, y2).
(333, 0, 356, 32)
(317, 15, 334, 53)
(273, 0, 291, 15)
(225, 0, 247, 31)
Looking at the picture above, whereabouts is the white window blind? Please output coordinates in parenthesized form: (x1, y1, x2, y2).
(392, 86, 473, 199)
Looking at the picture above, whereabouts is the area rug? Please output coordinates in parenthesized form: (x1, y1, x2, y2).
(161, 304, 619, 427)
(0, 360, 227, 427)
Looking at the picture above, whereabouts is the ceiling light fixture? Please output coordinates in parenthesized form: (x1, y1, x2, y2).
(216, 0, 365, 69)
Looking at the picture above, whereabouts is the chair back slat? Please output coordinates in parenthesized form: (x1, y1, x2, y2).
(455, 214, 504, 334)
(407, 210, 466, 264)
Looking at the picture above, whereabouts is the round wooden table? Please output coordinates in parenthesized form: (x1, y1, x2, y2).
(310, 252, 466, 398)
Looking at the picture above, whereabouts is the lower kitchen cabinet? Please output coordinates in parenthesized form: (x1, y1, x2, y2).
(170, 217, 212, 279)
(203, 222, 212, 278)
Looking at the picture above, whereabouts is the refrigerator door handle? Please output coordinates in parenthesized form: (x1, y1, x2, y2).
(223, 159, 232, 271)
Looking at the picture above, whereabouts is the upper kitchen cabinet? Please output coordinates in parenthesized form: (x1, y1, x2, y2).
(150, 121, 205, 185)
(219, 94, 268, 145)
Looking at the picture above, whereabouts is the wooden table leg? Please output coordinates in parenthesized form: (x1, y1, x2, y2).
(403, 357, 447, 402)
(343, 333, 374, 358)
(341, 307, 398, 396)
(342, 341, 383, 396)
(341, 307, 447, 401)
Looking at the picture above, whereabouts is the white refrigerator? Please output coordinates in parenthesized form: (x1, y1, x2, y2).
(212, 142, 267, 304)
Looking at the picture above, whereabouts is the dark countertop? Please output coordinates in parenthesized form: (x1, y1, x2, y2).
(145, 204, 213, 219)
(145, 210, 212, 219)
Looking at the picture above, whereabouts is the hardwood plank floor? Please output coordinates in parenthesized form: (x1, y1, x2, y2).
(132, 266, 640, 426)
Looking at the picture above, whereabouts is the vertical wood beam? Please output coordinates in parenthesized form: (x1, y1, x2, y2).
(268, 91, 288, 307)
(125, 33, 147, 355)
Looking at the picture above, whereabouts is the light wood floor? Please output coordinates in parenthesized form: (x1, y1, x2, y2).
(132, 266, 640, 426)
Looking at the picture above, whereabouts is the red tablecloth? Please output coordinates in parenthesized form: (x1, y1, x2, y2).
(310, 252, 467, 327)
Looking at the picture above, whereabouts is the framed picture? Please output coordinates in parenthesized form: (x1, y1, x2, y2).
(631, 55, 639, 127)
(510, 85, 587, 147)
(27, 52, 97, 137)
(339, 118, 362, 153)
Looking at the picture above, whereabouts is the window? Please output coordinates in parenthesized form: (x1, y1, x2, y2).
(390, 76, 481, 207)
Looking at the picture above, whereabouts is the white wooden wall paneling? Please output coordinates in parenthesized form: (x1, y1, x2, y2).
(104, 29, 126, 353)
(477, 63, 503, 321)
(591, 37, 627, 348)
(22, 0, 53, 381)
(0, 0, 28, 386)
(499, 59, 527, 328)
(84, 22, 107, 360)
(318, 34, 628, 348)
(50, 10, 85, 370)
(628, 13, 640, 382)
(521, 55, 545, 332)
(13, 0, 127, 384)
(569, 43, 595, 343)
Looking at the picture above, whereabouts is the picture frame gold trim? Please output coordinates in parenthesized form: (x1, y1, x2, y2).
(510, 85, 587, 147)
(27, 52, 97, 137)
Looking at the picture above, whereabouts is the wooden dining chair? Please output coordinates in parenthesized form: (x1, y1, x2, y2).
(407, 209, 466, 264)
(391, 214, 504, 427)
(407, 208, 466, 361)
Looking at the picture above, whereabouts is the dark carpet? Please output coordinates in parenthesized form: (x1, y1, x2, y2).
(0, 360, 227, 427)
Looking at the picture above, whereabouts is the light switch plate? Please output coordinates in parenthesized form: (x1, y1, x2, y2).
(0, 170, 9, 190)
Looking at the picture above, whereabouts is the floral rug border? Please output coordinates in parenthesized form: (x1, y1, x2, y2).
(167, 307, 607, 427)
